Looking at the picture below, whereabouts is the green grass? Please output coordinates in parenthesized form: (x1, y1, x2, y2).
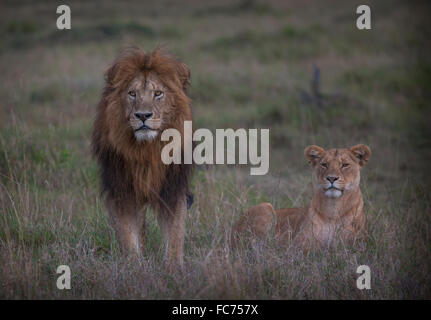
(0, 0, 430, 299)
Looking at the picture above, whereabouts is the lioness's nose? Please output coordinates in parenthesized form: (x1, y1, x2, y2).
(134, 112, 153, 120)
(326, 176, 339, 183)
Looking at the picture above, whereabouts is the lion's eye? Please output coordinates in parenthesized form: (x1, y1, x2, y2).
(342, 163, 350, 168)
(320, 163, 328, 168)
(128, 90, 136, 97)
(154, 90, 163, 97)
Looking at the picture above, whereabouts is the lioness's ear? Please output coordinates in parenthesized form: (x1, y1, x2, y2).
(304, 145, 325, 166)
(176, 62, 191, 93)
(350, 144, 371, 167)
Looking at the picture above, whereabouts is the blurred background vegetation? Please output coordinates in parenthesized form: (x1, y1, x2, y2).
(0, 0, 430, 299)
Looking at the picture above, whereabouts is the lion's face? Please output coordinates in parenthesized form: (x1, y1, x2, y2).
(125, 72, 169, 142)
(98, 48, 191, 148)
(305, 144, 371, 199)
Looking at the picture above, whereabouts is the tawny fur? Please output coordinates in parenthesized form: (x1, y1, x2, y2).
(231, 144, 371, 250)
(92, 48, 193, 268)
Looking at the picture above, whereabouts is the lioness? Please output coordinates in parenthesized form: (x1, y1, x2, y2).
(232, 144, 371, 249)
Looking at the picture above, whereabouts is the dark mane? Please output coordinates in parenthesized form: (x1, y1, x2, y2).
(91, 48, 193, 214)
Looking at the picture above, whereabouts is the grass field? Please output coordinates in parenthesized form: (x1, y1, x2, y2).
(0, 0, 430, 299)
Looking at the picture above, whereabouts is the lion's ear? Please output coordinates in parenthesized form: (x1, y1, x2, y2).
(104, 62, 119, 86)
(176, 62, 191, 93)
(350, 144, 371, 167)
(304, 145, 325, 166)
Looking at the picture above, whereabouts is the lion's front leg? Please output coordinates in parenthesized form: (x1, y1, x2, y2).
(157, 196, 187, 270)
(106, 199, 146, 256)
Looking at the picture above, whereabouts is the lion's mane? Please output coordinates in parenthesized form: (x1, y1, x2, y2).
(92, 48, 193, 214)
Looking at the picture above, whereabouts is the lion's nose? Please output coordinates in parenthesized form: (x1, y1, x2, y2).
(134, 112, 153, 120)
(326, 176, 339, 183)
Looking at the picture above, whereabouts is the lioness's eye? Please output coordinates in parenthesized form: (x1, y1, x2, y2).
(128, 90, 136, 97)
(320, 163, 328, 168)
(342, 163, 349, 168)
(154, 90, 163, 97)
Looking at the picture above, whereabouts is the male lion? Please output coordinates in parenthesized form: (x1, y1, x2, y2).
(92, 48, 193, 268)
(231, 144, 371, 249)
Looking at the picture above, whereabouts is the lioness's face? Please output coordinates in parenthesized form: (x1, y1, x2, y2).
(305, 145, 371, 199)
(125, 72, 168, 141)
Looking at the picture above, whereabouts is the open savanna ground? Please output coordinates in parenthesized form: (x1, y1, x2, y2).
(0, 0, 430, 299)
